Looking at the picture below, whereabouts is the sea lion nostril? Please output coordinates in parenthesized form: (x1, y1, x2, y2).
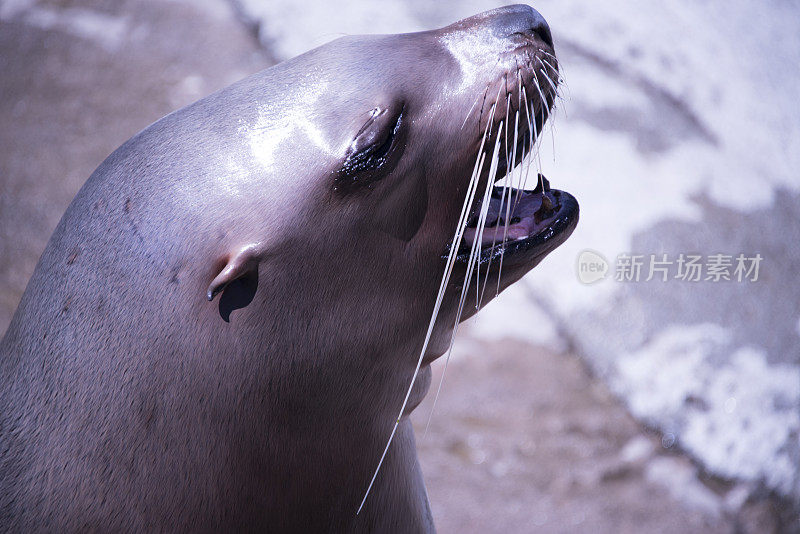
(495, 5, 553, 49)
(533, 23, 554, 48)
(518, 6, 553, 48)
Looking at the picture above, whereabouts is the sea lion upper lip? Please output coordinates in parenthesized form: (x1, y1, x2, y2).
(477, 47, 558, 178)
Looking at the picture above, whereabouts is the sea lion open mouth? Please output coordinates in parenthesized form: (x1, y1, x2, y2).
(456, 175, 579, 266)
(432, 12, 578, 273)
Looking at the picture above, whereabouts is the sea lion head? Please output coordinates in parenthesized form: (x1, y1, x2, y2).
(208, 4, 577, 359)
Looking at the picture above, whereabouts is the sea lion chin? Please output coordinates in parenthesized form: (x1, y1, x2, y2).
(0, 4, 576, 532)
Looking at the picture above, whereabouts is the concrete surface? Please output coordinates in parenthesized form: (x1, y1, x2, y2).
(0, 0, 270, 329)
(414, 337, 794, 533)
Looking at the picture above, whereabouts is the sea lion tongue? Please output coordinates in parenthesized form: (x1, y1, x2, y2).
(461, 174, 561, 247)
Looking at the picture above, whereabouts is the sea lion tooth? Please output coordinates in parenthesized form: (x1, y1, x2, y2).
(532, 173, 550, 193)
(541, 193, 554, 213)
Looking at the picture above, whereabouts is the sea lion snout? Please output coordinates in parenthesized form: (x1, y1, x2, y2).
(448, 4, 553, 49)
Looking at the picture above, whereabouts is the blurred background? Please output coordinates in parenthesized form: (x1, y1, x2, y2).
(1, 0, 798, 532)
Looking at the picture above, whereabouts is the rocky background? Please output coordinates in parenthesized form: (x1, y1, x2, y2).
(1, 0, 797, 532)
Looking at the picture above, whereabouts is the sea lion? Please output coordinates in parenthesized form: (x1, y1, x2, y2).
(0, 4, 577, 532)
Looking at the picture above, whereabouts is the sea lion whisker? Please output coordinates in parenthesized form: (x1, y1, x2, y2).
(529, 86, 545, 208)
(534, 57, 560, 93)
(493, 109, 521, 297)
(540, 48, 557, 62)
(514, 72, 528, 205)
(359, 91, 504, 514)
(539, 57, 564, 89)
(538, 69, 564, 124)
(537, 57, 568, 118)
(532, 74, 551, 155)
(424, 117, 502, 436)
(480, 107, 518, 307)
(492, 69, 525, 294)
(476, 85, 490, 138)
(477, 93, 511, 301)
(509, 86, 537, 216)
(539, 57, 558, 76)
(477, 94, 513, 302)
(495, 72, 525, 293)
(540, 74, 559, 161)
(461, 90, 485, 131)
(494, 70, 528, 298)
(425, 112, 500, 427)
(512, 94, 532, 211)
(539, 49, 571, 96)
(421, 149, 488, 437)
(469, 121, 503, 313)
(501, 72, 525, 275)
(539, 49, 563, 78)
(474, 85, 504, 301)
(512, 87, 547, 215)
(539, 68, 559, 101)
(536, 55, 561, 82)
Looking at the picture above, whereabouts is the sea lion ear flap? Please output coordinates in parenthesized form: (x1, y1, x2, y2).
(206, 244, 262, 301)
